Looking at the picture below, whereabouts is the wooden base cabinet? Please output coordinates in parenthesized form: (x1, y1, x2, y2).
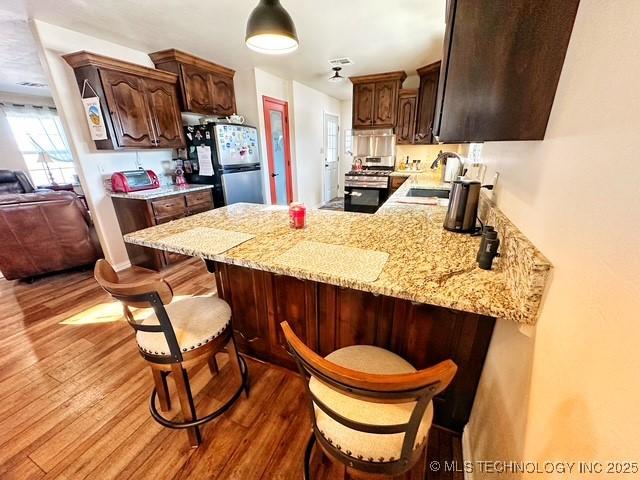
(211, 262, 495, 432)
(112, 189, 213, 271)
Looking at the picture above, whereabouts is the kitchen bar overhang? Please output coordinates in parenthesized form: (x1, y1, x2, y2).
(124, 179, 551, 432)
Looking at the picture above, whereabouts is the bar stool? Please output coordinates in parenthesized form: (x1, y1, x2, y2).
(94, 259, 249, 447)
(281, 321, 457, 478)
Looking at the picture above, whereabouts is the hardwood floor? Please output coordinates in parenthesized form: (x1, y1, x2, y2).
(0, 258, 462, 479)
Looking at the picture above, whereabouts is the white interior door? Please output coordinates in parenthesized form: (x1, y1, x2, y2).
(323, 113, 340, 202)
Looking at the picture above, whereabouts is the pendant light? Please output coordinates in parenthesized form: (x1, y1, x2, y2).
(245, 0, 299, 55)
(328, 67, 344, 83)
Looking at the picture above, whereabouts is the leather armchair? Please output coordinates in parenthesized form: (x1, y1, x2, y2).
(0, 191, 102, 280)
(0, 169, 37, 194)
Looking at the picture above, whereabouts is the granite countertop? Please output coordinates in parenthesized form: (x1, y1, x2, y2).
(124, 177, 552, 325)
(108, 184, 213, 200)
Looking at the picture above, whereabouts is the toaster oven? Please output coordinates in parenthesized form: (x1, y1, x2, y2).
(110, 170, 160, 193)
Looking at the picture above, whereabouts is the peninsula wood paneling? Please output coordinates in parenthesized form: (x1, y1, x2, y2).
(214, 262, 495, 432)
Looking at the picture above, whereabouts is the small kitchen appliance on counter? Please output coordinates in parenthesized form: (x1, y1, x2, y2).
(110, 170, 160, 193)
(443, 179, 481, 233)
(444, 178, 496, 233)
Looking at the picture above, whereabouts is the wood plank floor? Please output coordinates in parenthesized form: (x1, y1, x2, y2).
(0, 259, 462, 479)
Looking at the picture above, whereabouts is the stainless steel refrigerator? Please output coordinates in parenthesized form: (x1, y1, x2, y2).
(184, 123, 264, 206)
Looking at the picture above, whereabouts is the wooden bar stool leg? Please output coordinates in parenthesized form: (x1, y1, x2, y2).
(227, 335, 249, 398)
(151, 367, 171, 412)
(171, 363, 201, 447)
(208, 355, 219, 376)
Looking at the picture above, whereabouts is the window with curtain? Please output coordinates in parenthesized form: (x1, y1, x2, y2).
(2, 103, 76, 186)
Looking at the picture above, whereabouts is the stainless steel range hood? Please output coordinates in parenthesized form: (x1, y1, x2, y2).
(352, 129, 396, 159)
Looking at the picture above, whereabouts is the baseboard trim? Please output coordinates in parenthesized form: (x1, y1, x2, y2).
(462, 424, 474, 480)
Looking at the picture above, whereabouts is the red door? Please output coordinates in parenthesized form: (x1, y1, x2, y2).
(262, 96, 293, 205)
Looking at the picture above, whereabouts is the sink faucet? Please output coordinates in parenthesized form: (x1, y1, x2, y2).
(430, 151, 464, 181)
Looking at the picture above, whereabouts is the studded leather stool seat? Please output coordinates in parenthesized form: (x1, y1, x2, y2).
(309, 345, 434, 463)
(94, 259, 249, 448)
(136, 296, 231, 356)
(280, 321, 457, 478)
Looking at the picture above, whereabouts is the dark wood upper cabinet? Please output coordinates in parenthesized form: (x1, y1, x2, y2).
(352, 83, 375, 128)
(100, 69, 155, 149)
(142, 78, 185, 148)
(414, 62, 441, 144)
(210, 74, 235, 115)
(434, 0, 580, 142)
(181, 64, 213, 113)
(373, 80, 399, 127)
(396, 89, 418, 144)
(350, 71, 406, 129)
(149, 49, 237, 117)
(63, 51, 185, 150)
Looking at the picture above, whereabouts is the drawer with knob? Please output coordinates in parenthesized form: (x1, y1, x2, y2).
(151, 196, 187, 219)
(185, 190, 213, 208)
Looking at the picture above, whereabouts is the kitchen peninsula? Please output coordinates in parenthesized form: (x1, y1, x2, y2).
(124, 184, 551, 431)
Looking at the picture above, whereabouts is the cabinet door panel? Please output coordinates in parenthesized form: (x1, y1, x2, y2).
(390, 300, 495, 431)
(352, 83, 375, 128)
(182, 64, 213, 114)
(100, 70, 154, 148)
(373, 80, 398, 127)
(268, 274, 317, 366)
(318, 284, 393, 356)
(222, 264, 271, 357)
(210, 74, 236, 116)
(396, 94, 417, 144)
(415, 66, 440, 144)
(143, 78, 185, 148)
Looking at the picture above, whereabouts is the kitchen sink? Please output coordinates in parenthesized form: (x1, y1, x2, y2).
(406, 188, 450, 199)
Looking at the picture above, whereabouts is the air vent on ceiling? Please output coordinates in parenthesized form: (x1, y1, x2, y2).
(328, 57, 353, 67)
(17, 81, 48, 88)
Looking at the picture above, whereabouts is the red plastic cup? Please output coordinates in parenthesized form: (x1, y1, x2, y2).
(289, 203, 306, 229)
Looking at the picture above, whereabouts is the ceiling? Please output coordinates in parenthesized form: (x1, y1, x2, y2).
(0, 9, 51, 97)
(0, 0, 446, 100)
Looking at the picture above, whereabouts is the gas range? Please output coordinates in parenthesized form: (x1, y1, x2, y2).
(345, 167, 393, 188)
(344, 167, 393, 213)
(346, 169, 394, 176)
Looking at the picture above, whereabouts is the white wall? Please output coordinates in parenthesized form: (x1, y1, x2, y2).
(467, 0, 640, 476)
(252, 69, 343, 207)
(31, 20, 178, 270)
(290, 81, 341, 207)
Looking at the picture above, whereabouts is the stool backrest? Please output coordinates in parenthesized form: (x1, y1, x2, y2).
(281, 321, 457, 474)
(94, 259, 183, 361)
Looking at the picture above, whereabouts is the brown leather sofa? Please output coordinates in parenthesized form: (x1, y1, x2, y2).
(0, 190, 102, 280)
